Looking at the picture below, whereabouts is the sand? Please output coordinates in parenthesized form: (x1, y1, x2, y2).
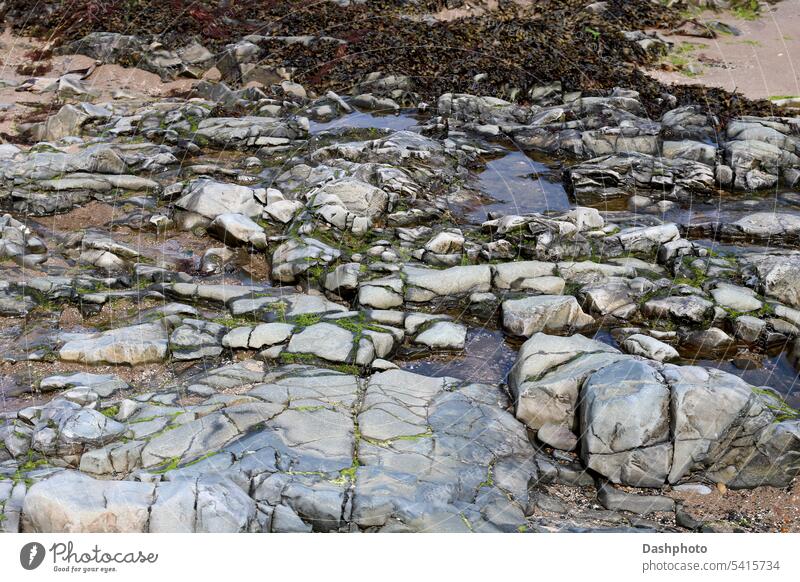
(648, 0, 800, 101)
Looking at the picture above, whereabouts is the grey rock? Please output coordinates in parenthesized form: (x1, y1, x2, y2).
(324, 263, 361, 294)
(743, 253, 800, 308)
(271, 237, 341, 283)
(597, 483, 675, 515)
(537, 423, 578, 451)
(170, 319, 226, 360)
(23, 470, 154, 532)
(413, 321, 466, 350)
(711, 283, 762, 312)
(502, 295, 594, 337)
(208, 213, 267, 248)
(509, 333, 622, 431)
(175, 179, 263, 221)
(195, 116, 307, 148)
(621, 334, 679, 362)
(59, 323, 169, 365)
(404, 264, 491, 302)
(642, 295, 714, 324)
(286, 322, 354, 363)
(580, 360, 672, 487)
(39, 373, 129, 397)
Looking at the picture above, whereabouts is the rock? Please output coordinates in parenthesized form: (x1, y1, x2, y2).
(681, 327, 733, 355)
(140, 413, 242, 469)
(22, 469, 258, 533)
(537, 423, 578, 451)
(564, 207, 604, 230)
(224, 323, 295, 350)
(271, 504, 313, 533)
(662, 140, 716, 166)
(597, 483, 675, 515)
(413, 321, 467, 350)
(611, 223, 680, 253)
(404, 264, 491, 302)
(642, 295, 714, 324)
(672, 483, 712, 495)
(744, 253, 800, 308)
(733, 315, 766, 343)
(566, 153, 716, 200)
(28, 102, 112, 141)
(424, 231, 464, 254)
(208, 213, 267, 248)
(352, 369, 535, 531)
(23, 470, 155, 533)
(59, 323, 169, 365)
(509, 333, 623, 431)
(358, 278, 404, 309)
(728, 212, 800, 241)
(711, 283, 762, 312)
(502, 295, 594, 337)
(56, 407, 126, 450)
(0, 282, 37, 315)
(665, 365, 768, 484)
(724, 138, 798, 191)
(492, 261, 555, 289)
(557, 260, 634, 284)
(39, 373, 129, 397)
(311, 178, 389, 219)
(175, 179, 263, 221)
(621, 334, 679, 362)
(170, 319, 226, 360)
(57, 74, 94, 99)
(286, 323, 354, 363)
(271, 237, 341, 283)
(263, 199, 304, 223)
(580, 360, 672, 487)
(201, 247, 235, 274)
(517, 276, 565, 295)
(580, 281, 636, 315)
(675, 505, 703, 530)
(195, 116, 307, 148)
(324, 263, 361, 294)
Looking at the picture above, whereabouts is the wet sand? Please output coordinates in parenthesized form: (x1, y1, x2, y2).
(648, 1, 800, 101)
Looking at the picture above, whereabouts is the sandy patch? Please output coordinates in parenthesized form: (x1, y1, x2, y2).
(0, 28, 202, 139)
(648, 1, 800, 100)
(670, 480, 800, 532)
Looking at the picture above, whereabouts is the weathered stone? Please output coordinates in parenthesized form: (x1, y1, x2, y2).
(580, 360, 672, 487)
(413, 321, 466, 350)
(597, 483, 675, 515)
(23, 471, 154, 533)
(502, 295, 594, 337)
(271, 237, 341, 283)
(641, 295, 714, 324)
(621, 334, 679, 362)
(286, 323, 354, 363)
(175, 179, 263, 220)
(59, 323, 169, 365)
(208, 213, 267, 248)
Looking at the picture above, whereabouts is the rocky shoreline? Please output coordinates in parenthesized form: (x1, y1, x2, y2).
(1, 2, 800, 533)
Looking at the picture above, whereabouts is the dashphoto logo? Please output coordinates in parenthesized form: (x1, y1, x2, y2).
(20, 542, 46, 570)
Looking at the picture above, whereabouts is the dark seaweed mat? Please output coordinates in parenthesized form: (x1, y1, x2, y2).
(1, 0, 785, 122)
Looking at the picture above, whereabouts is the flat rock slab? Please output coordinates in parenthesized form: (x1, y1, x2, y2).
(413, 321, 466, 350)
(59, 322, 169, 365)
(286, 322, 354, 363)
(14, 365, 538, 533)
